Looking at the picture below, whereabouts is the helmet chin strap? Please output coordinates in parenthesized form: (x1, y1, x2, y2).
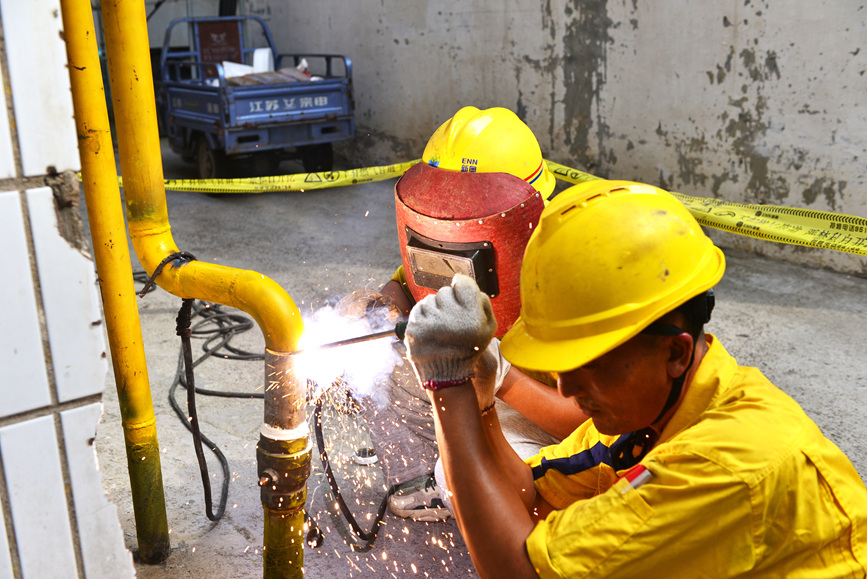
(651, 334, 697, 425)
(642, 289, 715, 425)
(609, 323, 698, 471)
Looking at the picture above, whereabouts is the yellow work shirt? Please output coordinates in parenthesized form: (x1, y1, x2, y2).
(525, 335, 867, 578)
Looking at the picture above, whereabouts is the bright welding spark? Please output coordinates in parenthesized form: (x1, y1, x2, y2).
(295, 300, 403, 407)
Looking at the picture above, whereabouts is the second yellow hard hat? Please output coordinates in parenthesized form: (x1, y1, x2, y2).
(422, 106, 556, 201)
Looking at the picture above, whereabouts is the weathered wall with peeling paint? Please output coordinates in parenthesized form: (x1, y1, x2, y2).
(157, 1, 866, 274)
(593, 1, 867, 275)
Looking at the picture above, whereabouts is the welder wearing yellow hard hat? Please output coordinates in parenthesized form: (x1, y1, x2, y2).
(403, 180, 867, 577)
(346, 106, 587, 523)
(385, 104, 556, 330)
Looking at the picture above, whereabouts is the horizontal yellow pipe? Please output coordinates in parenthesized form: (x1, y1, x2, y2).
(100, 0, 302, 352)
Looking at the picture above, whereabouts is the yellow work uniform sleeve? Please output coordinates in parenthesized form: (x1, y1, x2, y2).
(524, 422, 619, 509)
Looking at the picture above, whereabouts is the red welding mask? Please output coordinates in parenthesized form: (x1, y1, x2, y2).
(395, 162, 545, 337)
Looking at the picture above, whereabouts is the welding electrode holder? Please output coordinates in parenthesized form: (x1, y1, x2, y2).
(290, 321, 408, 355)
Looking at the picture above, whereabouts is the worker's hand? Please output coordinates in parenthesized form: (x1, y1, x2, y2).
(472, 344, 498, 409)
(335, 289, 403, 327)
(472, 339, 511, 410)
(405, 274, 498, 387)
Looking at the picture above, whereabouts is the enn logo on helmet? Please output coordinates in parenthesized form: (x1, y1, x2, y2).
(461, 158, 478, 173)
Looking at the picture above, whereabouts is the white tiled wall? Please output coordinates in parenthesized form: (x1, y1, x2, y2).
(27, 187, 108, 403)
(0, 192, 51, 417)
(0, 500, 12, 579)
(61, 404, 135, 579)
(0, 418, 79, 576)
(0, 0, 79, 176)
(0, 0, 135, 577)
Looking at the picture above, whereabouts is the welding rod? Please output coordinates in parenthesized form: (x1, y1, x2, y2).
(290, 321, 407, 356)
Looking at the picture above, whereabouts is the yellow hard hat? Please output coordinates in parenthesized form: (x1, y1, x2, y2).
(501, 180, 726, 372)
(422, 106, 556, 202)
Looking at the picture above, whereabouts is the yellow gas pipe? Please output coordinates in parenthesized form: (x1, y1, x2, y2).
(60, 0, 170, 564)
(64, 0, 310, 576)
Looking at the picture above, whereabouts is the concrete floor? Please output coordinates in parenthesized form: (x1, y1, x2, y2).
(82, 142, 867, 578)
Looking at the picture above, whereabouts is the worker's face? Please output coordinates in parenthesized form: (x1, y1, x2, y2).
(557, 336, 674, 436)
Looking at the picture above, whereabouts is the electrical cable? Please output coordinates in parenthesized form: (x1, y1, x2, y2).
(134, 269, 332, 539)
(312, 397, 396, 550)
(134, 266, 397, 543)
(163, 299, 263, 522)
(137, 255, 233, 521)
(173, 298, 229, 521)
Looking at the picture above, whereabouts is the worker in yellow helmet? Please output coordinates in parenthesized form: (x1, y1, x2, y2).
(402, 180, 867, 577)
(343, 106, 586, 522)
(386, 104, 556, 329)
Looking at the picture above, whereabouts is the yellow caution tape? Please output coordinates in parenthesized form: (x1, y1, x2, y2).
(670, 192, 867, 256)
(126, 159, 422, 194)
(544, 161, 604, 186)
(106, 157, 867, 257)
(548, 161, 867, 257)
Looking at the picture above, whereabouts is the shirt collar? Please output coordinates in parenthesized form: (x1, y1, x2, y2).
(657, 334, 737, 444)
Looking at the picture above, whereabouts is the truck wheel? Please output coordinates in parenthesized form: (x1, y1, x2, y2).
(197, 137, 228, 180)
(300, 143, 333, 173)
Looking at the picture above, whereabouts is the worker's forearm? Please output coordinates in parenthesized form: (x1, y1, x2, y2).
(430, 384, 539, 579)
(481, 408, 537, 511)
(380, 279, 412, 317)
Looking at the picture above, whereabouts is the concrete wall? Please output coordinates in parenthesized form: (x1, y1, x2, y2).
(0, 1, 134, 577)
(213, 0, 865, 275)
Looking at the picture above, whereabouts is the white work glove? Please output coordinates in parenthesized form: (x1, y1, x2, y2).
(405, 274, 498, 387)
(472, 339, 511, 410)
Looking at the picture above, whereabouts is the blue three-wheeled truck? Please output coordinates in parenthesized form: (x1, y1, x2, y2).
(158, 16, 354, 178)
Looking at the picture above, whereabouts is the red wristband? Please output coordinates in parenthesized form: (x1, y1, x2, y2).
(480, 401, 497, 416)
(421, 373, 475, 391)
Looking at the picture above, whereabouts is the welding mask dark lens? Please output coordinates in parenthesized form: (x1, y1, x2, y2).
(405, 227, 499, 297)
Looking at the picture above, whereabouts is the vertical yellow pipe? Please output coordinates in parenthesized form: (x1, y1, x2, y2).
(60, 0, 170, 564)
